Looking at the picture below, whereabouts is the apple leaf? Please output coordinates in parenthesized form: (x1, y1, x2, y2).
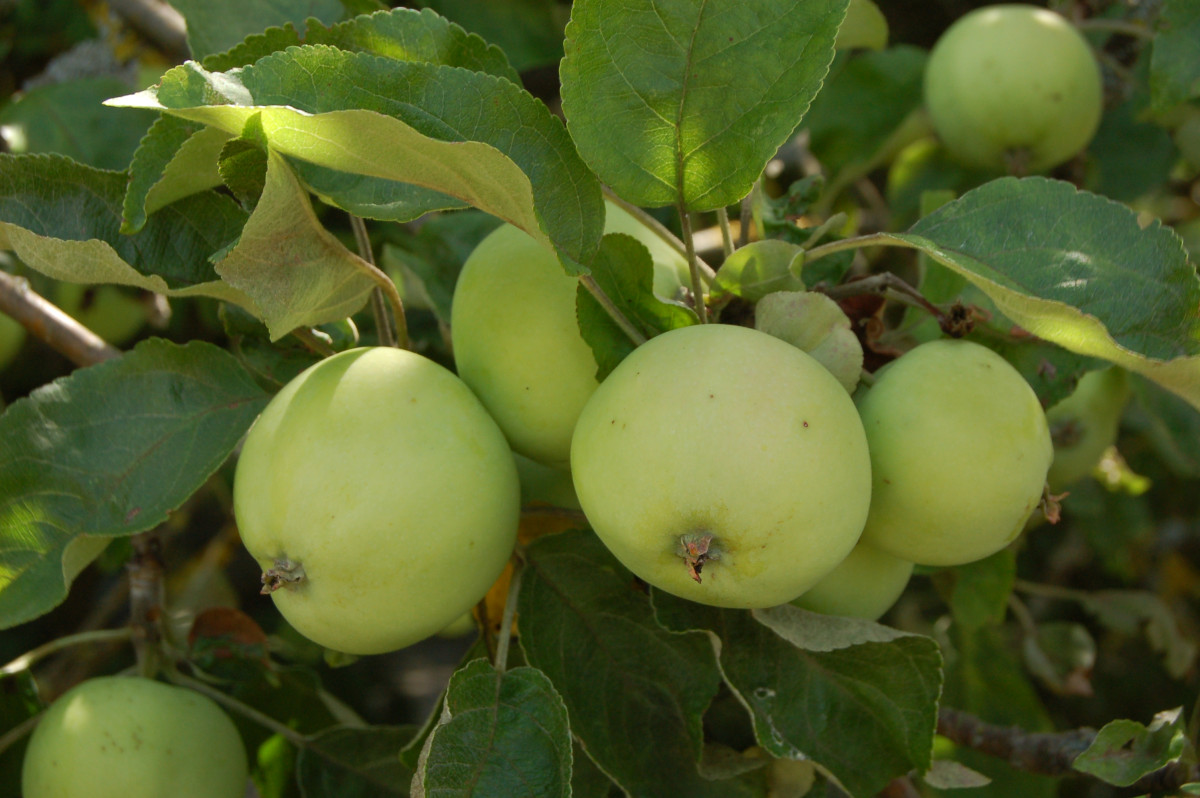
(571, 739, 617, 798)
(654, 598, 942, 798)
(893, 176, 1200, 412)
(413, 0, 566, 73)
(0, 339, 269, 630)
(1073, 708, 1188, 787)
(411, 659, 572, 797)
(123, 116, 229, 234)
(0, 154, 250, 306)
(1126, 375, 1200, 478)
(167, 0, 345, 58)
(969, 335, 1104, 410)
(803, 46, 928, 197)
(109, 48, 603, 272)
(519, 529, 759, 798)
(712, 240, 806, 303)
(560, 0, 847, 211)
(296, 725, 418, 796)
(1150, 0, 1200, 112)
(214, 150, 379, 338)
(576, 233, 698, 379)
(932, 549, 1016, 632)
(921, 759, 992, 789)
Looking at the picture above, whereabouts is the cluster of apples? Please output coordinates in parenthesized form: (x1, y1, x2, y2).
(227, 201, 1081, 660)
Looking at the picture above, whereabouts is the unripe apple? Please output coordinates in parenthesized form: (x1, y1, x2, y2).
(22, 676, 247, 798)
(571, 324, 872, 608)
(924, 5, 1103, 172)
(234, 347, 520, 655)
(792, 541, 913, 620)
(54, 282, 149, 345)
(857, 339, 1052, 566)
(1045, 366, 1130, 491)
(451, 201, 688, 467)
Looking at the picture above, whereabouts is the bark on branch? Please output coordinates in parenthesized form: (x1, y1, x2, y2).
(0, 271, 121, 367)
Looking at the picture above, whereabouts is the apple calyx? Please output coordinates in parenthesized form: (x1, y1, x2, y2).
(260, 557, 306, 594)
(677, 533, 720, 583)
(1040, 485, 1068, 525)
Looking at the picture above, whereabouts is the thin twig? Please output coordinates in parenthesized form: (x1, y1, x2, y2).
(494, 560, 523, 674)
(818, 272, 945, 322)
(0, 713, 41, 758)
(579, 275, 646, 346)
(290, 327, 336, 357)
(128, 532, 165, 680)
(715, 208, 735, 259)
(2, 628, 134, 677)
(349, 214, 405, 349)
(167, 670, 311, 748)
(0, 272, 121, 366)
(1074, 18, 1154, 41)
(738, 188, 754, 249)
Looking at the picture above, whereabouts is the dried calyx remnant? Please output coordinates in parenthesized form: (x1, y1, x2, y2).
(677, 533, 719, 583)
(260, 557, 306, 594)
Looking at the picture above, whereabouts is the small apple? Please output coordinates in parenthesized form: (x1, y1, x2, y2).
(451, 200, 689, 467)
(22, 676, 247, 798)
(792, 540, 913, 620)
(1045, 366, 1130, 491)
(924, 5, 1103, 172)
(856, 339, 1052, 566)
(54, 282, 149, 345)
(570, 323, 872, 608)
(513, 451, 581, 510)
(234, 347, 520, 655)
(0, 310, 25, 370)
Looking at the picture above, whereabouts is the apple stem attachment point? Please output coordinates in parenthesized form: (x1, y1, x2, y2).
(261, 558, 306, 594)
(678, 533, 720, 583)
(1040, 485, 1068, 525)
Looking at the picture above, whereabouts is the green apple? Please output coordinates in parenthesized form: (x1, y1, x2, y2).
(54, 282, 149, 345)
(0, 310, 25, 370)
(924, 5, 1103, 172)
(571, 324, 872, 608)
(792, 540, 913, 620)
(514, 451, 581, 510)
(1046, 366, 1130, 491)
(451, 200, 689, 467)
(234, 347, 520, 655)
(22, 676, 247, 798)
(857, 339, 1052, 566)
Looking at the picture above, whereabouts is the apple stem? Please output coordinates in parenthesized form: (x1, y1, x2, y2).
(677, 532, 719, 583)
(349, 214, 409, 350)
(167, 669, 311, 748)
(261, 557, 307, 593)
(676, 204, 709, 323)
(129, 532, 165, 680)
(601, 188, 716, 283)
(494, 558, 523, 674)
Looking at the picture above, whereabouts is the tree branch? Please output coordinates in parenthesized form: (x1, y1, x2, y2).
(106, 0, 189, 61)
(0, 272, 121, 366)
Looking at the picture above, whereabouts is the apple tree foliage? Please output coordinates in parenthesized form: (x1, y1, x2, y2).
(1, 0, 1200, 795)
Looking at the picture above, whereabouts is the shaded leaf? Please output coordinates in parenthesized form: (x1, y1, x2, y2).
(655, 598, 942, 798)
(110, 48, 603, 271)
(168, 0, 344, 58)
(1073, 708, 1188, 787)
(413, 0, 565, 72)
(560, 0, 847, 210)
(297, 725, 418, 797)
(934, 549, 1015, 632)
(412, 659, 571, 797)
(896, 177, 1200, 411)
(1079, 590, 1197, 678)
(0, 340, 268, 629)
(712, 240, 805, 302)
(1150, 0, 1200, 112)
(1126, 374, 1200, 478)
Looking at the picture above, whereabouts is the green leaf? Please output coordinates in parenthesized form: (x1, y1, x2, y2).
(1150, 0, 1200, 112)
(1126, 374, 1200, 478)
(0, 154, 248, 302)
(218, 137, 269, 208)
(712, 240, 806, 303)
(1073, 708, 1188, 787)
(655, 598, 942, 798)
(0, 339, 269, 629)
(518, 529, 743, 798)
(413, 0, 566, 72)
(896, 176, 1200, 412)
(836, 0, 888, 50)
(921, 759, 991, 790)
(1078, 590, 1197, 679)
(122, 116, 230, 234)
(168, 0, 344, 58)
(0, 77, 158, 171)
(934, 549, 1016, 632)
(109, 48, 603, 272)
(214, 151, 376, 339)
(576, 233, 698, 379)
(560, 0, 847, 210)
(571, 740, 616, 798)
(1085, 96, 1177, 203)
(411, 659, 572, 797)
(296, 725, 418, 797)
(968, 335, 1104, 410)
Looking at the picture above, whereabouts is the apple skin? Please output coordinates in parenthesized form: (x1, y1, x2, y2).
(792, 540, 913, 620)
(54, 282, 149, 346)
(451, 201, 688, 467)
(22, 676, 248, 798)
(857, 339, 1052, 566)
(234, 347, 520, 655)
(1046, 366, 1130, 491)
(924, 5, 1102, 172)
(570, 324, 872, 609)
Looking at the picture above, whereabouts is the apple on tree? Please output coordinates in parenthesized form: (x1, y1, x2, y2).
(856, 338, 1053, 567)
(233, 346, 520, 655)
(570, 323, 873, 608)
(22, 676, 248, 798)
(792, 540, 914, 620)
(1045, 366, 1131, 491)
(923, 4, 1103, 172)
(0, 310, 25, 371)
(54, 282, 150, 346)
(450, 199, 689, 467)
